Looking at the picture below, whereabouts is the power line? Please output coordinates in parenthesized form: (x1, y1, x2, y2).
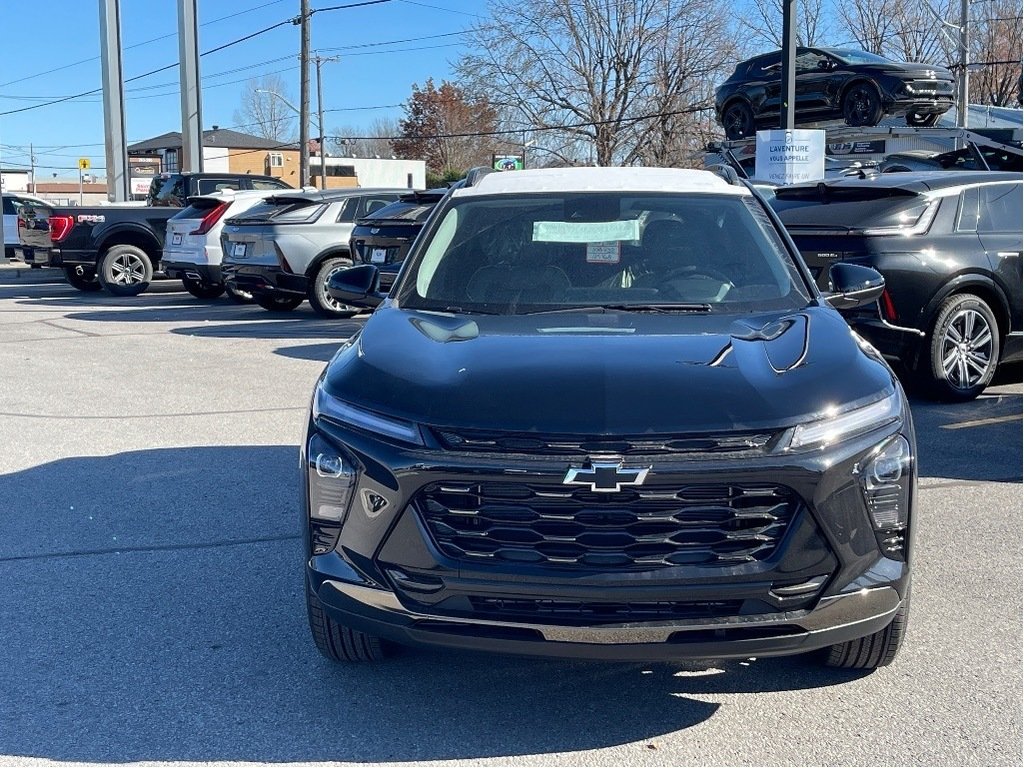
(0, 0, 290, 89)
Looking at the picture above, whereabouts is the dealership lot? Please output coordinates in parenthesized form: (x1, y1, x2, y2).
(0, 263, 1020, 766)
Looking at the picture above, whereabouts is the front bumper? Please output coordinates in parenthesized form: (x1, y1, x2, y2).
(303, 405, 916, 662)
(221, 262, 308, 297)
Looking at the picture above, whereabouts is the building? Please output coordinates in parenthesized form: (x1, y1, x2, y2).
(128, 128, 426, 194)
(311, 157, 425, 190)
(30, 181, 112, 207)
(1, 169, 31, 194)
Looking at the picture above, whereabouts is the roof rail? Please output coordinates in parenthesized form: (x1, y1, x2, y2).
(707, 164, 740, 185)
(464, 166, 496, 188)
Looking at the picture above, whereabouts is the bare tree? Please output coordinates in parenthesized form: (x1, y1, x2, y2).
(737, 0, 831, 52)
(835, 0, 958, 63)
(232, 74, 296, 141)
(458, 0, 739, 167)
(329, 117, 400, 158)
(970, 0, 1023, 106)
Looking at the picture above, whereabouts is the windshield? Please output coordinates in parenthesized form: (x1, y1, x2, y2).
(825, 48, 892, 65)
(396, 192, 812, 315)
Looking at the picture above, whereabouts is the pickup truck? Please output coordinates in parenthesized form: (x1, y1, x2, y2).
(22, 172, 292, 295)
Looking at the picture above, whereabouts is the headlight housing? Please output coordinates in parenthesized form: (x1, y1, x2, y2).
(306, 432, 357, 555)
(777, 390, 902, 452)
(313, 385, 424, 446)
(857, 434, 913, 560)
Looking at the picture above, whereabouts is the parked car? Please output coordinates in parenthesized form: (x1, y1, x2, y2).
(348, 188, 448, 292)
(41, 172, 292, 295)
(772, 171, 1022, 401)
(879, 145, 1023, 173)
(303, 166, 916, 671)
(3, 193, 52, 262)
(716, 47, 955, 139)
(162, 189, 281, 302)
(220, 187, 406, 316)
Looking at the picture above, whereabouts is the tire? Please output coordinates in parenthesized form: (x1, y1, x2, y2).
(842, 82, 884, 127)
(824, 593, 910, 670)
(62, 265, 103, 292)
(98, 244, 153, 297)
(308, 256, 359, 318)
(181, 277, 225, 300)
(225, 282, 255, 304)
(306, 584, 388, 662)
(255, 294, 304, 312)
(721, 100, 756, 140)
(906, 111, 940, 127)
(919, 293, 1001, 402)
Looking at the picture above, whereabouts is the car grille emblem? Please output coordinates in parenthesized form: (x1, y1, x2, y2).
(371, 228, 380, 235)
(563, 459, 650, 493)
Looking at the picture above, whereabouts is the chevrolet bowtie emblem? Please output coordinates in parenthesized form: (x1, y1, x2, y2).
(563, 459, 650, 493)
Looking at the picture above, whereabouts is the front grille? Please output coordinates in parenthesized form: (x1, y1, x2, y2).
(416, 481, 799, 569)
(434, 430, 773, 457)
(467, 596, 743, 624)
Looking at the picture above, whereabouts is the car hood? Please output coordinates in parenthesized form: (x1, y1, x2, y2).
(320, 304, 895, 435)
(872, 62, 954, 79)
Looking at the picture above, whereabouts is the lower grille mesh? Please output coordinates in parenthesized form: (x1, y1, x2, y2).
(467, 596, 743, 623)
(416, 481, 799, 569)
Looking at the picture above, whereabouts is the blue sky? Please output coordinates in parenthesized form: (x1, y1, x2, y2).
(0, 0, 486, 179)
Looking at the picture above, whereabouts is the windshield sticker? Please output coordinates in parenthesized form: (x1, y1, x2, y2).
(533, 220, 640, 243)
(586, 241, 621, 264)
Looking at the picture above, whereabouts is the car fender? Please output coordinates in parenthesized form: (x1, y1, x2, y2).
(95, 223, 161, 256)
(306, 247, 352, 277)
(921, 271, 1012, 339)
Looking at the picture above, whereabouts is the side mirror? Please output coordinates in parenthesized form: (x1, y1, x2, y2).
(817, 59, 832, 71)
(327, 264, 387, 308)
(825, 263, 885, 310)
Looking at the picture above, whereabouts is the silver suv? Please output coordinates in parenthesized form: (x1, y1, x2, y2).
(220, 188, 406, 316)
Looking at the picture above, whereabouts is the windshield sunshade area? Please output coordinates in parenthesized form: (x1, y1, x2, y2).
(399, 192, 812, 315)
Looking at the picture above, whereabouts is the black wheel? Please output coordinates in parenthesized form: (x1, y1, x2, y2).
(62, 265, 103, 292)
(98, 244, 153, 297)
(255, 294, 304, 312)
(919, 293, 1000, 402)
(722, 100, 755, 140)
(306, 584, 388, 662)
(824, 592, 910, 669)
(224, 282, 255, 304)
(182, 277, 226, 300)
(906, 111, 940, 127)
(308, 256, 359, 318)
(842, 83, 883, 127)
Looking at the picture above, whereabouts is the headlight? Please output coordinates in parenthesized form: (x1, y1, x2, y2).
(313, 386, 424, 446)
(307, 433, 355, 523)
(778, 390, 901, 451)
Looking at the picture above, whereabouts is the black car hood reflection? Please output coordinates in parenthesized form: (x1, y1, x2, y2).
(321, 304, 894, 435)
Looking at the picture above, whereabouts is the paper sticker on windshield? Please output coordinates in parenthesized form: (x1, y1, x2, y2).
(586, 241, 620, 264)
(533, 220, 639, 243)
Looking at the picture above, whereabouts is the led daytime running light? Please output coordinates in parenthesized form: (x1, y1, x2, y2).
(786, 392, 900, 450)
(314, 387, 423, 445)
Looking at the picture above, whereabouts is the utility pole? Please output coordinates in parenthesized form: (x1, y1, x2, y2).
(314, 54, 340, 189)
(299, 0, 311, 188)
(98, 0, 129, 202)
(178, 0, 204, 173)
(780, 0, 796, 129)
(957, 0, 969, 127)
(29, 143, 35, 193)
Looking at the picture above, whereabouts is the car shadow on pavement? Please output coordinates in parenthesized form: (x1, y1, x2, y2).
(1, 446, 868, 764)
(907, 386, 1022, 483)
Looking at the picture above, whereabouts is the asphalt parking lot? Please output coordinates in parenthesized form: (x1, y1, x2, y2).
(0, 262, 1021, 767)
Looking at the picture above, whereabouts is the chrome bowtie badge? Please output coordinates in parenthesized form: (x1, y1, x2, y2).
(563, 459, 650, 493)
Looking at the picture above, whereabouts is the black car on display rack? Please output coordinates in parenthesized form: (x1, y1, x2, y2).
(301, 166, 917, 672)
(715, 47, 956, 140)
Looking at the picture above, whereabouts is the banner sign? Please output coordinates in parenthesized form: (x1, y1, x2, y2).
(754, 129, 825, 184)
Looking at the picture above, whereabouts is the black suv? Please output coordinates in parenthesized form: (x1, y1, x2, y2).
(349, 188, 447, 292)
(716, 47, 955, 139)
(772, 171, 1022, 401)
(301, 167, 916, 671)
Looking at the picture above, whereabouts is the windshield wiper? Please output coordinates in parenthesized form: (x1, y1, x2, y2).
(521, 303, 713, 315)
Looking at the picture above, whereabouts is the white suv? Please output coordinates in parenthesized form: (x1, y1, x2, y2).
(162, 189, 279, 302)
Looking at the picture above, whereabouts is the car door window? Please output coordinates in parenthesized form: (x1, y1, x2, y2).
(795, 51, 829, 74)
(336, 197, 360, 223)
(197, 178, 241, 195)
(978, 184, 1022, 233)
(251, 179, 289, 190)
(956, 187, 981, 232)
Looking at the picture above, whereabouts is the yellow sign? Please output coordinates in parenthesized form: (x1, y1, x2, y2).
(78, 158, 91, 170)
